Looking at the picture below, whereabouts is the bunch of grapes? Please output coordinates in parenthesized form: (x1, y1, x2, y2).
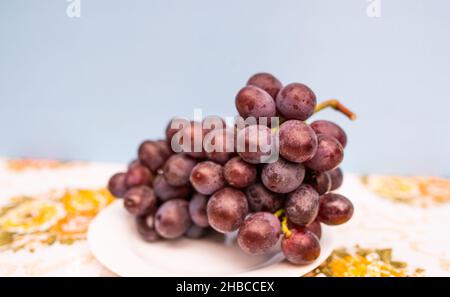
(107, 72, 356, 265)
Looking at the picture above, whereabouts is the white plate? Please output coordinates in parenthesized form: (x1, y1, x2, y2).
(88, 200, 334, 277)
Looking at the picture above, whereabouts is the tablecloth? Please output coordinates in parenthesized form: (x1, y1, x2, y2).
(0, 158, 449, 276)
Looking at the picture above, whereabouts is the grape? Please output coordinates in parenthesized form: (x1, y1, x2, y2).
(235, 85, 276, 119)
(173, 121, 206, 159)
(125, 164, 153, 187)
(311, 120, 347, 148)
(236, 125, 275, 164)
(138, 140, 169, 172)
(207, 187, 248, 233)
(285, 184, 319, 226)
(136, 213, 160, 242)
(288, 219, 322, 240)
(247, 72, 283, 99)
(281, 229, 320, 265)
(304, 169, 331, 195)
(318, 193, 353, 225)
(124, 185, 157, 215)
(223, 156, 257, 189)
(153, 174, 190, 202)
(155, 139, 174, 156)
(304, 134, 344, 172)
(190, 161, 225, 195)
(203, 128, 235, 164)
(279, 120, 318, 163)
(163, 154, 197, 186)
(328, 167, 343, 191)
(261, 158, 305, 194)
(128, 159, 141, 169)
(185, 224, 207, 239)
(155, 199, 191, 239)
(108, 172, 127, 197)
(188, 193, 209, 227)
(237, 212, 281, 255)
(276, 83, 316, 121)
(245, 183, 284, 212)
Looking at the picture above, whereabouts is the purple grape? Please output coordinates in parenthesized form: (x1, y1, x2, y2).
(188, 193, 209, 228)
(304, 134, 344, 172)
(136, 213, 160, 242)
(155, 199, 191, 239)
(203, 128, 235, 164)
(190, 161, 225, 195)
(202, 115, 227, 132)
(236, 125, 275, 164)
(281, 229, 321, 265)
(125, 164, 153, 188)
(153, 174, 190, 202)
(166, 117, 189, 145)
(138, 140, 169, 172)
(235, 85, 276, 119)
(276, 83, 316, 121)
(163, 154, 197, 186)
(108, 172, 127, 198)
(279, 120, 318, 163)
(207, 187, 248, 233)
(318, 193, 353, 225)
(285, 184, 320, 226)
(328, 167, 343, 190)
(311, 120, 347, 148)
(155, 139, 174, 156)
(288, 219, 322, 240)
(237, 212, 281, 255)
(261, 158, 305, 194)
(124, 185, 157, 215)
(185, 224, 207, 239)
(223, 156, 257, 189)
(245, 183, 284, 212)
(247, 72, 283, 99)
(304, 169, 332, 195)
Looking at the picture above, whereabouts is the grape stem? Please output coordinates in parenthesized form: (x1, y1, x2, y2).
(315, 99, 357, 120)
(274, 209, 285, 218)
(281, 216, 292, 238)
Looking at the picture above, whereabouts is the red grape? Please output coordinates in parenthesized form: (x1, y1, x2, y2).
(190, 161, 225, 195)
(285, 184, 320, 226)
(279, 120, 318, 163)
(188, 193, 209, 228)
(318, 193, 353, 225)
(276, 83, 316, 121)
(136, 213, 160, 242)
(207, 187, 248, 233)
(237, 212, 281, 255)
(310, 120, 347, 148)
(247, 72, 283, 99)
(163, 154, 197, 186)
(155, 199, 191, 239)
(108, 172, 127, 197)
(281, 229, 320, 265)
(328, 167, 343, 190)
(245, 183, 284, 212)
(125, 164, 153, 187)
(236, 125, 275, 164)
(235, 85, 277, 119)
(185, 224, 208, 239)
(124, 185, 157, 215)
(138, 140, 169, 172)
(153, 174, 190, 202)
(203, 128, 235, 164)
(261, 158, 305, 194)
(223, 156, 257, 189)
(304, 134, 344, 172)
(304, 169, 331, 195)
(173, 121, 206, 159)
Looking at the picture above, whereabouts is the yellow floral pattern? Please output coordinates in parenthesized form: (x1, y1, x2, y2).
(364, 175, 450, 206)
(0, 188, 114, 252)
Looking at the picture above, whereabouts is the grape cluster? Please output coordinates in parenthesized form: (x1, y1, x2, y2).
(107, 72, 355, 266)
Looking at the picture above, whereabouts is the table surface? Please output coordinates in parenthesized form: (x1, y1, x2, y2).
(0, 158, 449, 277)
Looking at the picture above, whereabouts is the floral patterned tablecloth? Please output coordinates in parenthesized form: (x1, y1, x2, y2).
(0, 158, 449, 277)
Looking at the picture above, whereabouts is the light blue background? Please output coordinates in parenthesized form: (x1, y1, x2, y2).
(1, 0, 449, 175)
